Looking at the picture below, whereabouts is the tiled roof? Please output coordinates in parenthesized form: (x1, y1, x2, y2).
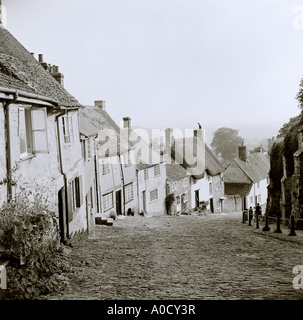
(166, 164, 189, 182)
(79, 113, 99, 137)
(136, 163, 157, 171)
(224, 152, 270, 184)
(79, 106, 128, 157)
(0, 26, 80, 107)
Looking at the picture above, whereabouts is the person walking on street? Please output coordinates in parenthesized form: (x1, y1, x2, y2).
(255, 203, 262, 221)
(248, 206, 253, 222)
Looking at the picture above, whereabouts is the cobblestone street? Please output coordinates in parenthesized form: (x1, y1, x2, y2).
(47, 212, 303, 300)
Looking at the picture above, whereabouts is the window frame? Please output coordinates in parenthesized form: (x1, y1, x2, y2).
(124, 182, 134, 203)
(102, 158, 110, 175)
(62, 115, 74, 144)
(154, 164, 160, 177)
(144, 168, 149, 181)
(103, 192, 114, 212)
(19, 106, 49, 158)
(150, 189, 158, 202)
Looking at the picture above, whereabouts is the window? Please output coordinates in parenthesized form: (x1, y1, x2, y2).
(250, 196, 253, 204)
(81, 140, 86, 161)
(103, 192, 114, 211)
(257, 194, 261, 203)
(124, 152, 131, 167)
(257, 181, 260, 188)
(144, 168, 149, 181)
(154, 164, 160, 177)
(209, 182, 213, 194)
(183, 177, 188, 187)
(150, 189, 158, 202)
(19, 107, 48, 157)
(172, 182, 176, 192)
(19, 108, 31, 156)
(62, 116, 74, 143)
(87, 138, 95, 159)
(124, 183, 134, 203)
(102, 159, 110, 175)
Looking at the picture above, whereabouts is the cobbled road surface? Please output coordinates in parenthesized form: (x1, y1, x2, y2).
(46, 212, 303, 300)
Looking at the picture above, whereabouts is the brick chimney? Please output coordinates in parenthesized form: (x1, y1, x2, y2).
(123, 117, 131, 129)
(239, 142, 247, 162)
(38, 54, 64, 86)
(94, 100, 106, 111)
(51, 65, 64, 87)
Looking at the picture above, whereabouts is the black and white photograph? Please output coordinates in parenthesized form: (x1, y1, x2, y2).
(1, 0, 303, 310)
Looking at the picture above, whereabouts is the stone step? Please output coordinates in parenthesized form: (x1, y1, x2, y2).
(95, 216, 114, 226)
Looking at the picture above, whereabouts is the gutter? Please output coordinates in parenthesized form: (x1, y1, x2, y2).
(0, 87, 83, 110)
(0, 87, 59, 106)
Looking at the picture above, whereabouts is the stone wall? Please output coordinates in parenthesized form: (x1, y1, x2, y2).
(224, 195, 243, 213)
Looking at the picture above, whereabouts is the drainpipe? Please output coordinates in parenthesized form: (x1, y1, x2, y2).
(120, 155, 126, 215)
(55, 111, 70, 242)
(3, 91, 18, 202)
(94, 152, 100, 213)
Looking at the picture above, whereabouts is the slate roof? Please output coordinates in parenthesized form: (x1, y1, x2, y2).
(79, 113, 99, 137)
(136, 163, 158, 171)
(224, 152, 270, 184)
(79, 106, 129, 157)
(0, 26, 80, 107)
(166, 164, 189, 182)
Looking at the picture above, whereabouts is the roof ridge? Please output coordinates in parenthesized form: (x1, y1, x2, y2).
(234, 159, 254, 183)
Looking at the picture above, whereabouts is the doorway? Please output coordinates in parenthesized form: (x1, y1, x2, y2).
(116, 190, 122, 215)
(195, 190, 200, 208)
(210, 198, 214, 213)
(58, 188, 67, 244)
(142, 190, 146, 212)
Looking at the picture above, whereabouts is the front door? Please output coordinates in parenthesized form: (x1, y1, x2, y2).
(210, 198, 214, 213)
(142, 191, 146, 212)
(116, 190, 122, 215)
(58, 188, 67, 244)
(176, 196, 181, 213)
(86, 187, 95, 236)
(195, 190, 200, 208)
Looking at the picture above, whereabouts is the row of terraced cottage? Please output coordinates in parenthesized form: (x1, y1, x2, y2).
(0, 22, 271, 242)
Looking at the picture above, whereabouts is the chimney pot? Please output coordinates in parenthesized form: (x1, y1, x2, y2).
(94, 100, 106, 111)
(123, 117, 131, 129)
(38, 54, 44, 63)
(239, 143, 247, 162)
(52, 65, 59, 73)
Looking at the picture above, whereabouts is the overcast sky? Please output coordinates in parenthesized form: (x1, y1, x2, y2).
(3, 0, 303, 138)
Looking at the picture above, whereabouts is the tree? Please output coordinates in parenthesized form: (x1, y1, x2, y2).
(277, 115, 302, 139)
(210, 127, 244, 163)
